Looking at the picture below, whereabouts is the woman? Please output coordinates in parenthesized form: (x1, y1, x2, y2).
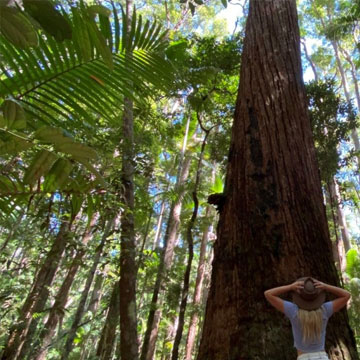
(264, 277, 351, 360)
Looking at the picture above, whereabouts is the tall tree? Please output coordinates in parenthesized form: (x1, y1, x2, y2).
(1, 219, 70, 360)
(197, 0, 358, 359)
(119, 0, 139, 359)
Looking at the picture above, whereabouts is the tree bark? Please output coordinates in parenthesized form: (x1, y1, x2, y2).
(118, 0, 139, 358)
(61, 216, 114, 360)
(329, 179, 351, 253)
(96, 285, 120, 360)
(196, 1, 358, 359)
(1, 220, 69, 360)
(185, 206, 213, 360)
(30, 214, 98, 360)
(153, 200, 166, 250)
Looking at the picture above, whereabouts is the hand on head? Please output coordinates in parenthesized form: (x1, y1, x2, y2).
(312, 279, 326, 290)
(291, 280, 304, 293)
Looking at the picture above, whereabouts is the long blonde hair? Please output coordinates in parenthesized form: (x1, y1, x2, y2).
(298, 308, 323, 343)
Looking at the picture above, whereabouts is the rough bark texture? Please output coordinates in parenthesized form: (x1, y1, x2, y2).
(119, 0, 139, 358)
(196, 1, 358, 359)
(1, 221, 69, 360)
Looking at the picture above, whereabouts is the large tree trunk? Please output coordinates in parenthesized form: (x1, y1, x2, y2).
(61, 215, 114, 360)
(196, 1, 358, 359)
(1, 220, 69, 360)
(30, 214, 98, 360)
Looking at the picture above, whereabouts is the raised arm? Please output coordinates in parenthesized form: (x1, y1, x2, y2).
(264, 281, 303, 313)
(313, 279, 351, 313)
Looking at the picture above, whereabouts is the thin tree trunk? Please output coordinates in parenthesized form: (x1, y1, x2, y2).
(119, 0, 139, 358)
(140, 156, 192, 360)
(185, 205, 213, 360)
(197, 0, 358, 359)
(329, 179, 351, 253)
(172, 126, 213, 360)
(96, 285, 120, 360)
(31, 214, 98, 360)
(76, 270, 107, 360)
(61, 216, 114, 360)
(325, 188, 343, 272)
(1, 220, 69, 360)
(300, 38, 318, 82)
(0, 211, 24, 254)
(153, 200, 166, 250)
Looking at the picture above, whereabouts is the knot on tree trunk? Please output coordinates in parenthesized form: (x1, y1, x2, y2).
(207, 193, 226, 213)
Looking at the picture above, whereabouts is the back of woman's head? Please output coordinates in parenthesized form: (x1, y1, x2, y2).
(298, 307, 323, 343)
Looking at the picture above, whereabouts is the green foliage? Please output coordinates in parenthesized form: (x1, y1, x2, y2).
(346, 249, 360, 278)
(306, 79, 358, 182)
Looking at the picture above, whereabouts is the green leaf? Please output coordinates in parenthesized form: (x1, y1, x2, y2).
(55, 142, 97, 161)
(2, 99, 27, 129)
(346, 249, 360, 278)
(86, 19, 113, 69)
(34, 126, 69, 144)
(86, 194, 94, 227)
(87, 5, 111, 18)
(0, 175, 18, 194)
(0, 137, 32, 156)
(71, 194, 84, 219)
(221, 0, 228, 8)
(211, 176, 224, 194)
(193, 0, 204, 5)
(0, 6, 38, 48)
(0, 114, 6, 128)
(23, 149, 57, 184)
(189, 2, 195, 15)
(23, 0, 72, 41)
(43, 158, 73, 192)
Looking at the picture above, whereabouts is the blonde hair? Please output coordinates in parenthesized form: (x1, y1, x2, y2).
(298, 308, 323, 343)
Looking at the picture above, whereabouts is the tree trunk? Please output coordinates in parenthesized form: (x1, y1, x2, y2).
(197, 1, 358, 359)
(1, 220, 69, 360)
(325, 187, 344, 272)
(30, 214, 98, 360)
(172, 127, 212, 360)
(96, 285, 120, 360)
(119, 0, 139, 358)
(153, 200, 166, 250)
(61, 216, 114, 360)
(185, 206, 213, 360)
(329, 179, 351, 253)
(140, 155, 192, 360)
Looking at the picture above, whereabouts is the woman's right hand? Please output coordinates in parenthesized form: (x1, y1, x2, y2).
(291, 280, 304, 293)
